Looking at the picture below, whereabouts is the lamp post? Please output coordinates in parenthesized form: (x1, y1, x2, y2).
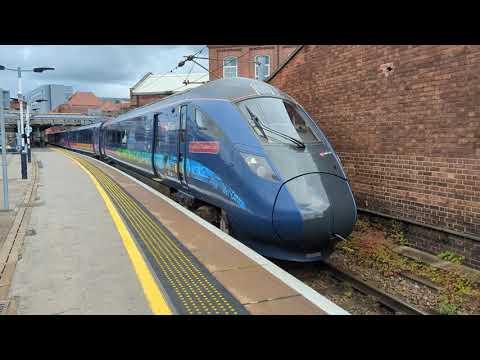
(0, 65, 54, 179)
(0, 89, 9, 210)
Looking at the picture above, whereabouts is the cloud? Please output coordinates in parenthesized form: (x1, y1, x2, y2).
(0, 45, 208, 98)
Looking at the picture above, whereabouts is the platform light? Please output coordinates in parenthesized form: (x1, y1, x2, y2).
(0, 65, 55, 179)
(33, 67, 55, 73)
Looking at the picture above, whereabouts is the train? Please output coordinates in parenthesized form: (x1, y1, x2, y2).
(47, 77, 357, 262)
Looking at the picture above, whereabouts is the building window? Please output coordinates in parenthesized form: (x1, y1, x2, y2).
(223, 56, 238, 79)
(255, 55, 270, 81)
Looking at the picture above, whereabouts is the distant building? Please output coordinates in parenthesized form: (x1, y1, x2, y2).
(53, 91, 130, 116)
(129, 72, 208, 108)
(100, 100, 130, 116)
(27, 84, 73, 113)
(207, 45, 299, 81)
(53, 91, 103, 114)
(9, 97, 27, 111)
(99, 97, 130, 104)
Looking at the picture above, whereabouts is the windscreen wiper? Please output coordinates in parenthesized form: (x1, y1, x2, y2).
(245, 106, 268, 140)
(260, 122, 306, 149)
(245, 106, 306, 149)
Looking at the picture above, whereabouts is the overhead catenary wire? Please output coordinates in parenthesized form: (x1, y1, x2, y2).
(172, 48, 253, 92)
(143, 46, 207, 85)
(183, 62, 196, 85)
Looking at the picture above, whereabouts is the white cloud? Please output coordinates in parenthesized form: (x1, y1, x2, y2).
(0, 45, 208, 98)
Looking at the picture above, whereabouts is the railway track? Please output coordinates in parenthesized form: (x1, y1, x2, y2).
(277, 260, 433, 315)
(71, 151, 433, 315)
(322, 262, 432, 315)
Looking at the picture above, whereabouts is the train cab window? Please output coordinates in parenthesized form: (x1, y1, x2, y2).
(237, 97, 323, 146)
(194, 108, 207, 130)
(194, 107, 223, 138)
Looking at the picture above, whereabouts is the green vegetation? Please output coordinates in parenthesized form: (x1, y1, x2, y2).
(438, 251, 465, 265)
(334, 222, 479, 314)
(438, 297, 459, 315)
(354, 218, 370, 233)
(388, 220, 408, 246)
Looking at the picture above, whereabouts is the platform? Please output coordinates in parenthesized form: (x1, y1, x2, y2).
(0, 154, 34, 249)
(3, 148, 348, 315)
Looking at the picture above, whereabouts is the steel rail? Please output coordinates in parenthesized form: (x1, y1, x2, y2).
(322, 261, 433, 315)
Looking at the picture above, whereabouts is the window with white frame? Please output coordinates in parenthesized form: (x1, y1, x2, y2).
(223, 56, 238, 78)
(255, 55, 270, 81)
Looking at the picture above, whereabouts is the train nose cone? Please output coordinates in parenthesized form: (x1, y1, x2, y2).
(272, 173, 357, 255)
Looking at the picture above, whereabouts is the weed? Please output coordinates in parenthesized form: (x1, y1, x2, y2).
(336, 240, 355, 253)
(438, 297, 459, 315)
(388, 220, 408, 245)
(343, 284, 353, 299)
(438, 251, 465, 264)
(354, 218, 370, 232)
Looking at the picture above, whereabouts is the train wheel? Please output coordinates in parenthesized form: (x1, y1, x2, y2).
(219, 209, 230, 235)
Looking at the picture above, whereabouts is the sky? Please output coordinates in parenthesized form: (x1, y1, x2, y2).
(0, 45, 208, 99)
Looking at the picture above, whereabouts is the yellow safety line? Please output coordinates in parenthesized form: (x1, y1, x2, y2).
(75, 154, 237, 314)
(54, 148, 173, 315)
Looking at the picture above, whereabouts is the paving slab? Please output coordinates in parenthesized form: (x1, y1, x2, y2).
(0, 154, 33, 249)
(8, 149, 151, 314)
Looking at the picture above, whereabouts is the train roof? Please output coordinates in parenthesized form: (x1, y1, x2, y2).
(47, 121, 103, 134)
(109, 77, 292, 123)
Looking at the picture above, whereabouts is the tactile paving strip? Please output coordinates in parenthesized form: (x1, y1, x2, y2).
(63, 150, 248, 315)
(0, 301, 9, 315)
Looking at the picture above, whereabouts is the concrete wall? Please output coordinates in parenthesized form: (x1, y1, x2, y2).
(268, 45, 480, 268)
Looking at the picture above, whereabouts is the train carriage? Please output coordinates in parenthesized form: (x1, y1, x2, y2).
(47, 78, 357, 262)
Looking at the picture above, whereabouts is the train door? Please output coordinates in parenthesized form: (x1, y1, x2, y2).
(177, 104, 188, 187)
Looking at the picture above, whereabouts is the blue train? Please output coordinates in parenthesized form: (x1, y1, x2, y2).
(47, 78, 357, 262)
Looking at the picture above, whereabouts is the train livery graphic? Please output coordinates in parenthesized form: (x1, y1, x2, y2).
(47, 78, 357, 262)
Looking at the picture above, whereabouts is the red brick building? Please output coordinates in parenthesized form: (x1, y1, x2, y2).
(207, 45, 299, 81)
(268, 45, 480, 268)
(53, 91, 129, 116)
(53, 91, 103, 114)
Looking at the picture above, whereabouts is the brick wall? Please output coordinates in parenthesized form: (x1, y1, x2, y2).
(130, 94, 169, 108)
(208, 45, 298, 80)
(268, 45, 480, 265)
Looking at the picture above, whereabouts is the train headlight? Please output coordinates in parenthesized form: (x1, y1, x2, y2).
(240, 153, 279, 181)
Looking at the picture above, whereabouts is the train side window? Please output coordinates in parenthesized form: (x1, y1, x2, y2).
(194, 107, 223, 138)
(194, 108, 207, 130)
(134, 119, 146, 142)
